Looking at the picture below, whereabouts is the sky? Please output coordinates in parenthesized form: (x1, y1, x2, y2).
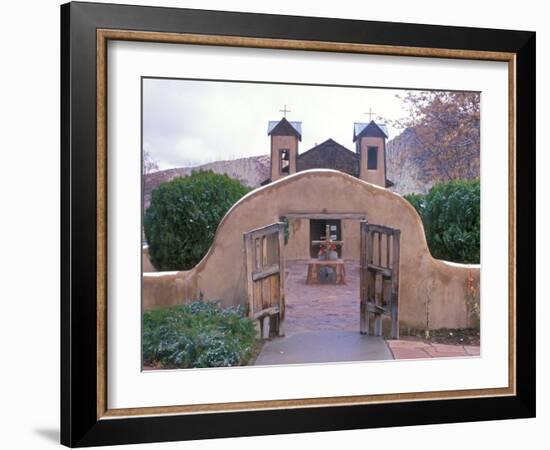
(142, 78, 413, 170)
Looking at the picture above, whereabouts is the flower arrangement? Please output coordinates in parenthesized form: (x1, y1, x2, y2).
(318, 243, 338, 260)
(318, 243, 337, 255)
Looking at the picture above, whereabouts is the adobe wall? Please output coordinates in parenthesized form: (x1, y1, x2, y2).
(283, 218, 309, 260)
(143, 170, 480, 330)
(142, 246, 157, 273)
(341, 219, 360, 260)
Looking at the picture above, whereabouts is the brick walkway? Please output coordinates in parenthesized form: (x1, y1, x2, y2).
(284, 260, 361, 335)
(387, 340, 480, 359)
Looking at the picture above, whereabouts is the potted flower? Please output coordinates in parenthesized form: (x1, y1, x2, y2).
(328, 243, 338, 260)
(318, 243, 338, 260)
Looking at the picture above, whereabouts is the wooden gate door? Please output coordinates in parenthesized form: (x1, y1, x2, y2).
(243, 222, 285, 339)
(359, 221, 401, 339)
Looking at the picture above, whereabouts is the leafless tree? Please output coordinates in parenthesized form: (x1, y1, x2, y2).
(390, 91, 480, 183)
(143, 150, 159, 175)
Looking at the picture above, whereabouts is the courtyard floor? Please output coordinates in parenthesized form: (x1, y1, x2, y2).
(254, 260, 480, 366)
(283, 260, 361, 335)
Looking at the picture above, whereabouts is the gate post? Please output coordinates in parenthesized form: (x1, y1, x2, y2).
(359, 220, 369, 334)
(390, 229, 401, 339)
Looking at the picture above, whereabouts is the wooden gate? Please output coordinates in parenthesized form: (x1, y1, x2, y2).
(243, 222, 285, 339)
(359, 221, 401, 339)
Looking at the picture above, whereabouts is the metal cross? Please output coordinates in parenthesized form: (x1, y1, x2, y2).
(280, 104, 291, 117)
(365, 107, 376, 121)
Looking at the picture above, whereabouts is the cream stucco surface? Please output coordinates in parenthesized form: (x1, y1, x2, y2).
(143, 170, 480, 330)
(142, 246, 157, 273)
(270, 135, 298, 181)
(359, 136, 386, 186)
(283, 218, 310, 260)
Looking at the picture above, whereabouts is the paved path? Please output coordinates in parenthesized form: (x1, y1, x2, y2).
(254, 330, 393, 366)
(387, 340, 480, 359)
(284, 260, 361, 335)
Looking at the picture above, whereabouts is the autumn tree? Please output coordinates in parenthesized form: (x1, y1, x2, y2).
(392, 91, 480, 182)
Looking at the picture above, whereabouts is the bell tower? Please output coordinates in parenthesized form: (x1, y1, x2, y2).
(353, 120, 389, 188)
(267, 117, 302, 182)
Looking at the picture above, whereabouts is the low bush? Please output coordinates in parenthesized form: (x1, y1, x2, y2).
(405, 179, 480, 264)
(142, 301, 257, 369)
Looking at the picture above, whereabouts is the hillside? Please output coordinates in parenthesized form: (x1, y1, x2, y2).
(386, 126, 480, 195)
(386, 128, 433, 195)
(144, 154, 270, 209)
(144, 126, 480, 206)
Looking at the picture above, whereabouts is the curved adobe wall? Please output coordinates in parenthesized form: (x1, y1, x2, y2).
(142, 246, 157, 273)
(143, 170, 479, 329)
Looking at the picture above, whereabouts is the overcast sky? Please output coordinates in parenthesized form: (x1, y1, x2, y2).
(143, 78, 413, 170)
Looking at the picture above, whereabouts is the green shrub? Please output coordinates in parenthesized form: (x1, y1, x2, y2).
(405, 179, 480, 264)
(144, 171, 251, 271)
(403, 192, 424, 213)
(142, 301, 257, 369)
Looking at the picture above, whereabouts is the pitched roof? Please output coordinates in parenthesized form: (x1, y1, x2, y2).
(267, 118, 302, 140)
(297, 139, 359, 177)
(353, 121, 389, 141)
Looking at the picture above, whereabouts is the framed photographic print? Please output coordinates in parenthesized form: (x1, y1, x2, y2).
(60, 1, 536, 447)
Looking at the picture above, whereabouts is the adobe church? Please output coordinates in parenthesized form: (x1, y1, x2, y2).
(143, 114, 479, 335)
(263, 115, 393, 261)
